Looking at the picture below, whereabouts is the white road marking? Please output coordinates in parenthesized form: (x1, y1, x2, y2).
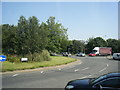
(99, 67, 107, 72)
(74, 69, 79, 72)
(79, 75, 92, 79)
(41, 71, 43, 73)
(99, 64, 109, 72)
(81, 67, 89, 71)
(107, 64, 109, 67)
(59, 68, 61, 70)
(12, 74, 19, 77)
(79, 61, 82, 64)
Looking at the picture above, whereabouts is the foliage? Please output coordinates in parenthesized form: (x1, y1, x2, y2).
(2, 16, 68, 56)
(2, 56, 76, 72)
(2, 15, 120, 56)
(46, 16, 68, 53)
(106, 39, 120, 53)
(6, 54, 21, 63)
(85, 37, 120, 54)
(86, 37, 107, 54)
(26, 50, 51, 62)
(2, 24, 17, 54)
(71, 40, 85, 54)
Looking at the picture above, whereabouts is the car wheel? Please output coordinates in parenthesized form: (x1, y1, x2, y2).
(113, 57, 115, 60)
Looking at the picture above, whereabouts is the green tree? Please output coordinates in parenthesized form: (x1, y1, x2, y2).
(2, 24, 17, 54)
(107, 39, 119, 53)
(46, 16, 68, 53)
(86, 37, 107, 54)
(17, 16, 29, 56)
(71, 40, 85, 54)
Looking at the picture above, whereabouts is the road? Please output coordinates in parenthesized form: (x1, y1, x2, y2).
(2, 56, 120, 89)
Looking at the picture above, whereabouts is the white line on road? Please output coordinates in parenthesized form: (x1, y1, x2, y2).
(99, 64, 109, 72)
(81, 67, 89, 71)
(99, 67, 107, 72)
(41, 71, 44, 73)
(107, 64, 109, 67)
(79, 75, 92, 79)
(74, 69, 79, 72)
(59, 68, 61, 70)
(12, 74, 19, 77)
(79, 61, 82, 65)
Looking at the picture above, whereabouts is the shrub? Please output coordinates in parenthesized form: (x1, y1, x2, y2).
(6, 54, 21, 63)
(26, 50, 51, 62)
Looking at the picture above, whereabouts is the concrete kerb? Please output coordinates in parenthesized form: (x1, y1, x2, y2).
(1, 59, 82, 75)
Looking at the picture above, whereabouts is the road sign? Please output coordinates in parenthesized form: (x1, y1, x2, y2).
(0, 55, 6, 62)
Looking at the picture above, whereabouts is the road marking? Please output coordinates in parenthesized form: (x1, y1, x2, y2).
(81, 67, 89, 71)
(41, 71, 44, 73)
(99, 64, 109, 72)
(79, 75, 92, 79)
(12, 74, 19, 77)
(74, 69, 79, 72)
(99, 68, 107, 72)
(107, 64, 109, 67)
(59, 68, 61, 70)
(79, 61, 82, 64)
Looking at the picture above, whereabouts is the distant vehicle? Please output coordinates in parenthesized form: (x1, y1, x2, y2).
(76, 52, 85, 57)
(88, 53, 96, 56)
(89, 47, 112, 56)
(62, 52, 71, 57)
(113, 53, 120, 60)
(65, 72, 120, 90)
(50, 53, 57, 56)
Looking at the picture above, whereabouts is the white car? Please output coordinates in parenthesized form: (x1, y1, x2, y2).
(63, 52, 71, 57)
(76, 52, 85, 57)
(113, 53, 120, 60)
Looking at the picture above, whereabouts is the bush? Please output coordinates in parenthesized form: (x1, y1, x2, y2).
(26, 50, 51, 62)
(4, 50, 51, 63)
(6, 54, 21, 63)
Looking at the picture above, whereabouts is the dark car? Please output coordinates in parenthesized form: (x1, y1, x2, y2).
(65, 73, 120, 90)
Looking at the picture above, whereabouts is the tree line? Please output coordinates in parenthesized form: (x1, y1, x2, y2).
(1, 16, 120, 56)
(2, 16, 69, 56)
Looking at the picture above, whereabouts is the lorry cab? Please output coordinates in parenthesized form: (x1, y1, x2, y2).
(88, 47, 99, 56)
(92, 47, 100, 55)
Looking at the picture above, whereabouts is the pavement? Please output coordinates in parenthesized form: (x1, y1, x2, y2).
(2, 56, 120, 89)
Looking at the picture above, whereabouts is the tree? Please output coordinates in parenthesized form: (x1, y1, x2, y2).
(17, 16, 29, 56)
(2, 24, 17, 54)
(46, 16, 68, 53)
(70, 40, 85, 54)
(86, 37, 107, 54)
(107, 39, 119, 53)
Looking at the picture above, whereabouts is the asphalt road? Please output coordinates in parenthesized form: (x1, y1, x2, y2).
(2, 56, 120, 88)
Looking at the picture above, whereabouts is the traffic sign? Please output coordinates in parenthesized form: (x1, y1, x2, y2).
(0, 55, 6, 62)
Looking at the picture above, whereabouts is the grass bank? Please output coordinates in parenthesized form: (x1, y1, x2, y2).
(2, 56, 77, 72)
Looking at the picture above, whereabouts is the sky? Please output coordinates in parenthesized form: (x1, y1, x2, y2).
(2, 2, 118, 41)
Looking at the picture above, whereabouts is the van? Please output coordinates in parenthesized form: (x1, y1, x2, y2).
(113, 53, 120, 60)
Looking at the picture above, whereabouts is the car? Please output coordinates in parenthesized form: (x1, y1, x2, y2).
(65, 72, 120, 90)
(62, 52, 71, 57)
(113, 53, 120, 60)
(88, 53, 96, 56)
(50, 53, 57, 56)
(76, 52, 85, 57)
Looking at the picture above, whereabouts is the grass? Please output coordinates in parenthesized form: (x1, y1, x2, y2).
(2, 56, 77, 72)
